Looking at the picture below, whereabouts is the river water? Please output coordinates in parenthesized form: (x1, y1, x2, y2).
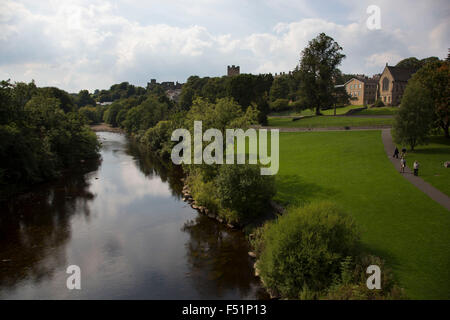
(0, 132, 266, 299)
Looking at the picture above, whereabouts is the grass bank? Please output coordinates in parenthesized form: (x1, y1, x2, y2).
(275, 131, 450, 299)
(268, 116, 393, 128)
(398, 136, 450, 196)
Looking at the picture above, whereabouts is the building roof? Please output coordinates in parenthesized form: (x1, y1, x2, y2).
(386, 66, 417, 82)
(343, 76, 378, 86)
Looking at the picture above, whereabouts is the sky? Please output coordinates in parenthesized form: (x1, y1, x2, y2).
(0, 0, 449, 93)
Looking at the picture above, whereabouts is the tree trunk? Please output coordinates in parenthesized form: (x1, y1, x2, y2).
(443, 123, 449, 138)
(315, 106, 321, 115)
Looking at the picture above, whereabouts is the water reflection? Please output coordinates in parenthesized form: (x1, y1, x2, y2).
(182, 215, 267, 299)
(0, 160, 99, 291)
(0, 132, 265, 299)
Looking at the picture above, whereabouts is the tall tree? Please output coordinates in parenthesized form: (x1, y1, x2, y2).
(296, 33, 345, 115)
(411, 60, 450, 138)
(393, 81, 434, 150)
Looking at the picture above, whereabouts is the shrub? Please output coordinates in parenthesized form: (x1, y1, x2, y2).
(324, 255, 407, 300)
(141, 120, 173, 158)
(186, 169, 220, 214)
(215, 164, 275, 223)
(371, 99, 384, 108)
(257, 202, 360, 299)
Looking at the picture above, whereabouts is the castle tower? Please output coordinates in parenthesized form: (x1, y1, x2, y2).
(227, 65, 240, 76)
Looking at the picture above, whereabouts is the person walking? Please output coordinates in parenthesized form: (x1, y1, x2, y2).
(400, 157, 406, 173)
(401, 147, 407, 158)
(413, 160, 420, 176)
(393, 147, 399, 159)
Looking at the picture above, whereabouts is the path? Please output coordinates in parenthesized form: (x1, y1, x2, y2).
(381, 128, 450, 211)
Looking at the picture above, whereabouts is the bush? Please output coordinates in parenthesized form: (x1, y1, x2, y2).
(141, 120, 173, 159)
(186, 169, 220, 214)
(371, 99, 384, 108)
(257, 202, 360, 299)
(215, 164, 276, 223)
(324, 255, 406, 300)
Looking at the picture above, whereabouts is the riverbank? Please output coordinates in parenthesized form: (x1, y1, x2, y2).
(90, 122, 124, 133)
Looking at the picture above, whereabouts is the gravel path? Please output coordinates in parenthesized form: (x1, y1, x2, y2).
(381, 128, 450, 211)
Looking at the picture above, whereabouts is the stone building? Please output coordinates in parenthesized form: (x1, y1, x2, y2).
(147, 79, 183, 91)
(344, 76, 378, 105)
(227, 65, 240, 76)
(377, 64, 417, 105)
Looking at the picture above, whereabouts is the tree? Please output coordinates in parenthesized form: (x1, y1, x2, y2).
(393, 80, 435, 150)
(297, 33, 346, 115)
(75, 89, 96, 108)
(410, 60, 449, 138)
(396, 57, 421, 69)
(269, 76, 290, 101)
(215, 164, 276, 223)
(40, 87, 75, 113)
(396, 56, 441, 70)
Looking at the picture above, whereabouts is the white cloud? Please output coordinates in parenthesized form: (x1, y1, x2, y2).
(0, 0, 448, 92)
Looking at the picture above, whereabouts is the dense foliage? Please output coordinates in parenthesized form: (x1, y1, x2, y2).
(0, 80, 99, 198)
(395, 56, 440, 70)
(296, 33, 346, 115)
(255, 202, 360, 298)
(215, 164, 275, 223)
(178, 74, 273, 125)
(394, 79, 435, 150)
(409, 60, 449, 138)
(93, 81, 147, 103)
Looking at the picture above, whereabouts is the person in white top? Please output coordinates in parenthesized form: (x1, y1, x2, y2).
(400, 157, 406, 173)
(413, 160, 420, 176)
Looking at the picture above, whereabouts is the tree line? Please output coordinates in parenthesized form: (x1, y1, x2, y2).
(0, 80, 100, 199)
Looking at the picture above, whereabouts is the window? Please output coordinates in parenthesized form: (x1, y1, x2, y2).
(382, 77, 389, 91)
(359, 84, 362, 88)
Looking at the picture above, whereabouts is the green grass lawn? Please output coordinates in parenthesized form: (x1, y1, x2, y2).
(357, 107, 399, 116)
(268, 116, 393, 128)
(269, 105, 365, 117)
(275, 131, 450, 299)
(398, 136, 450, 196)
(268, 110, 302, 117)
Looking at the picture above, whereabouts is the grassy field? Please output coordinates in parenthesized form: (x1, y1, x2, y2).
(269, 105, 365, 117)
(399, 136, 450, 196)
(357, 107, 399, 116)
(275, 131, 450, 299)
(268, 116, 394, 128)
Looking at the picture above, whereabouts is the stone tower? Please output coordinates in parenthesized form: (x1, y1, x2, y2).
(227, 65, 240, 76)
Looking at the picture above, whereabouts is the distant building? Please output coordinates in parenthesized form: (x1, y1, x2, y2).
(274, 71, 293, 78)
(166, 89, 182, 102)
(344, 75, 378, 105)
(97, 101, 113, 106)
(227, 65, 240, 76)
(147, 79, 183, 91)
(377, 64, 417, 105)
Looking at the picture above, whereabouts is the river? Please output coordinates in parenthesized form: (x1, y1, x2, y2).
(0, 132, 266, 299)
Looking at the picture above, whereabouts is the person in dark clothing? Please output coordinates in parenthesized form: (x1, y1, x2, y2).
(393, 147, 399, 158)
(401, 147, 407, 158)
